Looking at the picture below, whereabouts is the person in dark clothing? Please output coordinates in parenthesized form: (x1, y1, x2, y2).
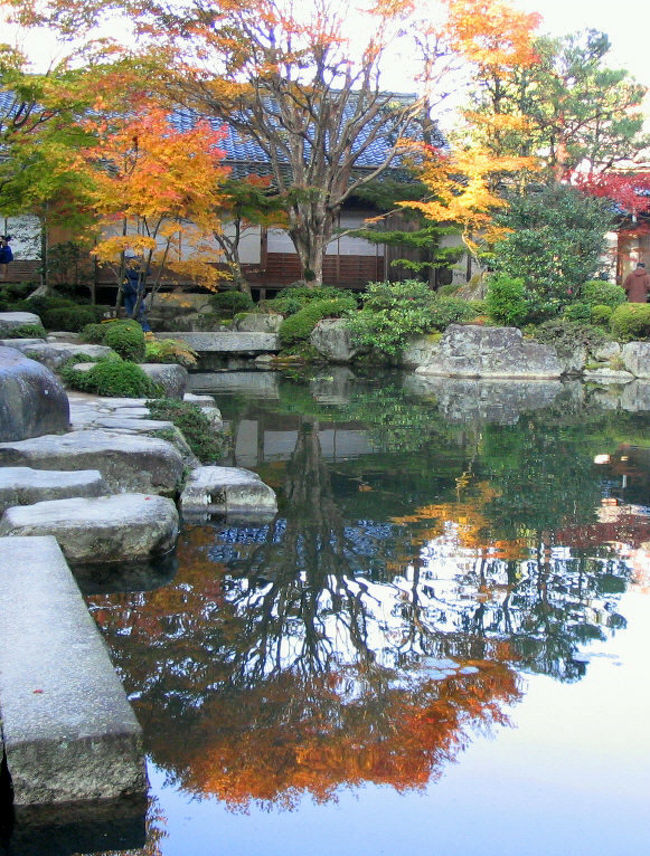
(122, 251, 151, 331)
(0, 236, 14, 280)
(622, 262, 650, 303)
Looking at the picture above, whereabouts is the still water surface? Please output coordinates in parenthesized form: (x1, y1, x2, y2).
(60, 372, 650, 853)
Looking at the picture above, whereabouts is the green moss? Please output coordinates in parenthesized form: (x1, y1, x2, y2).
(61, 357, 160, 397)
(1, 323, 47, 339)
(147, 398, 228, 463)
(278, 296, 356, 347)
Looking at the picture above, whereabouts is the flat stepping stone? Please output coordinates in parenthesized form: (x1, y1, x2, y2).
(2, 341, 113, 370)
(0, 429, 185, 495)
(0, 466, 106, 513)
(0, 535, 147, 805)
(0, 493, 179, 564)
(180, 465, 278, 517)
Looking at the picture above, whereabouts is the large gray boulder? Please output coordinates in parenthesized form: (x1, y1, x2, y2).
(1, 340, 113, 370)
(235, 312, 283, 333)
(180, 465, 278, 518)
(0, 311, 42, 335)
(0, 493, 179, 564)
(0, 346, 70, 442)
(0, 429, 185, 495)
(310, 318, 360, 363)
(622, 342, 650, 378)
(138, 362, 188, 398)
(0, 467, 106, 513)
(413, 325, 563, 378)
(0, 535, 147, 805)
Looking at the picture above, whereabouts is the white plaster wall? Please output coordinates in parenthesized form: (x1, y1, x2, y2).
(0, 215, 41, 259)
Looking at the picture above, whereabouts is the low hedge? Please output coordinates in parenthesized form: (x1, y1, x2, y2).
(271, 283, 347, 316)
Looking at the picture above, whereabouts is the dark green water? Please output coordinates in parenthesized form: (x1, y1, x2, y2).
(21, 371, 650, 855)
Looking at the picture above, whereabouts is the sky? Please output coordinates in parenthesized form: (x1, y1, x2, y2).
(3, 1, 650, 95)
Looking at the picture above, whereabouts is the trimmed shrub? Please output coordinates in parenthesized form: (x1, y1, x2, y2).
(428, 296, 477, 330)
(590, 304, 613, 327)
(279, 296, 356, 348)
(580, 280, 626, 308)
(210, 290, 254, 318)
(563, 302, 593, 323)
(486, 275, 529, 326)
(346, 279, 438, 360)
(147, 398, 227, 463)
(270, 283, 346, 316)
(610, 303, 650, 341)
(40, 305, 97, 332)
(144, 335, 198, 369)
(61, 357, 160, 397)
(82, 319, 146, 361)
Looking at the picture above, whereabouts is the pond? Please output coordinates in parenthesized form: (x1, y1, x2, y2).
(17, 370, 650, 855)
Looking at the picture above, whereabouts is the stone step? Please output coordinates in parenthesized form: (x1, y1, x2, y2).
(156, 331, 279, 354)
(0, 493, 179, 565)
(0, 466, 106, 513)
(180, 465, 278, 519)
(0, 536, 148, 806)
(0, 429, 185, 495)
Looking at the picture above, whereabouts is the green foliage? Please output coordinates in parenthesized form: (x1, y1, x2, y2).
(436, 283, 461, 297)
(1, 323, 46, 339)
(61, 357, 160, 397)
(492, 185, 615, 318)
(485, 275, 529, 326)
(0, 282, 35, 310)
(530, 319, 606, 357)
(591, 304, 613, 326)
(270, 283, 347, 317)
(563, 302, 593, 323)
(609, 303, 650, 341)
(428, 296, 477, 330)
(144, 336, 198, 369)
(210, 290, 254, 318)
(82, 319, 146, 361)
(278, 296, 356, 348)
(580, 280, 626, 308)
(346, 280, 438, 360)
(147, 398, 227, 463)
(40, 304, 97, 332)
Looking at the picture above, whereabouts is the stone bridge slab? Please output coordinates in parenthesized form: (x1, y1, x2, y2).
(0, 536, 147, 805)
(157, 331, 279, 354)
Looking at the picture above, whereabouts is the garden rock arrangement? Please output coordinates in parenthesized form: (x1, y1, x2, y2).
(0, 345, 70, 442)
(180, 465, 278, 519)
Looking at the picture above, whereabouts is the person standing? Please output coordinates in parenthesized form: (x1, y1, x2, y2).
(0, 236, 14, 280)
(122, 250, 151, 331)
(622, 262, 650, 303)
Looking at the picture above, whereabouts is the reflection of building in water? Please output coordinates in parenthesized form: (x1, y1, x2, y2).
(231, 415, 372, 467)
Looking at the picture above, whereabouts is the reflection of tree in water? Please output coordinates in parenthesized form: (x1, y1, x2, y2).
(86, 402, 641, 812)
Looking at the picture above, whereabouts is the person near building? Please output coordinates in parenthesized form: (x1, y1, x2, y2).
(0, 236, 14, 280)
(622, 262, 650, 303)
(122, 250, 151, 331)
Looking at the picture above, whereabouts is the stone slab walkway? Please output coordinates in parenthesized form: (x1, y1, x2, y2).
(0, 536, 148, 806)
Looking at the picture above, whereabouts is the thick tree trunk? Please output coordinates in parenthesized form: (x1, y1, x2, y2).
(288, 202, 334, 287)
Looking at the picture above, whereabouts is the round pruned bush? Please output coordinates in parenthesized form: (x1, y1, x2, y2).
(610, 303, 650, 341)
(279, 295, 356, 348)
(428, 296, 477, 330)
(563, 302, 593, 323)
(61, 357, 161, 398)
(210, 290, 254, 318)
(590, 304, 613, 327)
(580, 280, 626, 308)
(81, 319, 146, 361)
(486, 275, 530, 326)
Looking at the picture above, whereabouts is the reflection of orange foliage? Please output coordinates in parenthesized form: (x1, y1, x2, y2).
(175, 660, 519, 810)
(391, 482, 500, 549)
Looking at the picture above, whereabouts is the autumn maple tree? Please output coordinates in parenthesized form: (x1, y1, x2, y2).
(80, 100, 230, 302)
